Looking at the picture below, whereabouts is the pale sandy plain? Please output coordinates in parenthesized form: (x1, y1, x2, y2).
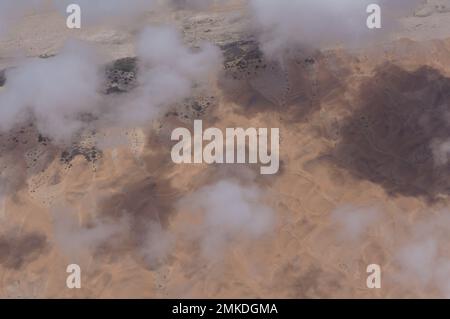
(0, 0, 450, 298)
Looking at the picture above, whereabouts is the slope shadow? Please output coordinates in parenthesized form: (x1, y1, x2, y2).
(330, 63, 450, 201)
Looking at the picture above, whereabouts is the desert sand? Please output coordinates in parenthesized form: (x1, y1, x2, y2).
(0, 0, 450, 298)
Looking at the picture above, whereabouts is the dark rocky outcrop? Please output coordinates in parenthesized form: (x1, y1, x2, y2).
(104, 57, 138, 94)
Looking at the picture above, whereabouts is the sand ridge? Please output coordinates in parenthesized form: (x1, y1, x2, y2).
(0, 0, 450, 298)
